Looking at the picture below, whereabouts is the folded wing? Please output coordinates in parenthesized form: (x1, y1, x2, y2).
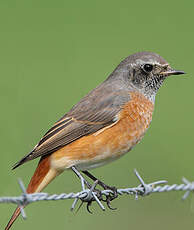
(13, 89, 130, 169)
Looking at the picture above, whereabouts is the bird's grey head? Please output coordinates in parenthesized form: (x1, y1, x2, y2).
(109, 52, 185, 101)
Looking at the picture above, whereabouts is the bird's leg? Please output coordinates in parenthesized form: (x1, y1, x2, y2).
(71, 166, 102, 213)
(71, 166, 91, 190)
(82, 170, 116, 190)
(82, 170, 118, 210)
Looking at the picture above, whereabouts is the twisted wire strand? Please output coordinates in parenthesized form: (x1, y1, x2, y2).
(0, 170, 193, 218)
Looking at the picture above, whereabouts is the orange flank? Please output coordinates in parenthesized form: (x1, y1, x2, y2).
(51, 92, 154, 171)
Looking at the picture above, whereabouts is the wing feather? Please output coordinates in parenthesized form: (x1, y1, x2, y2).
(13, 88, 130, 169)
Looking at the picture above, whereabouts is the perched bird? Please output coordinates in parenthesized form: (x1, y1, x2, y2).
(5, 52, 185, 229)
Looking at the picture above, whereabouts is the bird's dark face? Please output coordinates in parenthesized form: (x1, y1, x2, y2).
(114, 52, 185, 101)
(129, 52, 185, 99)
(131, 59, 184, 93)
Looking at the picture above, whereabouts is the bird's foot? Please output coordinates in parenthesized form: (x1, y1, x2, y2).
(82, 170, 118, 210)
(72, 167, 118, 212)
(99, 184, 118, 210)
(71, 166, 104, 213)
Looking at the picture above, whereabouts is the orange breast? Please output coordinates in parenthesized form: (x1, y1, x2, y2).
(51, 92, 154, 170)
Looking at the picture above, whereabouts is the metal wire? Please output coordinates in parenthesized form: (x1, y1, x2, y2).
(1, 169, 193, 219)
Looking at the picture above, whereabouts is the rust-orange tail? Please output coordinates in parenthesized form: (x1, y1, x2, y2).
(5, 156, 60, 230)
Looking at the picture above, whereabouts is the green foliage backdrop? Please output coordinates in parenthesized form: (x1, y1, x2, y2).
(0, 0, 193, 229)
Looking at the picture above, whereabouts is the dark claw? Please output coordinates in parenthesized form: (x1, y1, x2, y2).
(86, 201, 93, 214)
(102, 186, 118, 210)
(106, 198, 117, 210)
(108, 186, 118, 197)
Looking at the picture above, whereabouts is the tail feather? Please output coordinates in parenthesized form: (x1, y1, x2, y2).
(5, 207, 22, 230)
(5, 156, 59, 230)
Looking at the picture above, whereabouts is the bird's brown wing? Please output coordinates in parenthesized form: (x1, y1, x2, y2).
(13, 90, 130, 169)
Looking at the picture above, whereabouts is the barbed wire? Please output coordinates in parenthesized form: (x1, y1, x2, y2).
(1, 169, 194, 219)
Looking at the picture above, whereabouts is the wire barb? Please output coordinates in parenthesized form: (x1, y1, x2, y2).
(134, 169, 167, 198)
(181, 177, 194, 200)
(1, 169, 194, 221)
(18, 179, 29, 219)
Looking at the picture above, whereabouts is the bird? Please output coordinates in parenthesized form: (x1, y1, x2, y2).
(5, 51, 185, 229)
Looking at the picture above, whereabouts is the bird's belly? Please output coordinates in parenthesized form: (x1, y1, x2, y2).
(51, 92, 154, 171)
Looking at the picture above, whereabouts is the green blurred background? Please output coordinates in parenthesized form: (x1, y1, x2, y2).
(0, 0, 194, 229)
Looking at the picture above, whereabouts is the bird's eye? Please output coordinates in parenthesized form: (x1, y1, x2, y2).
(143, 64, 153, 73)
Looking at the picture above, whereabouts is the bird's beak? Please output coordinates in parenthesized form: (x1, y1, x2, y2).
(160, 68, 185, 77)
